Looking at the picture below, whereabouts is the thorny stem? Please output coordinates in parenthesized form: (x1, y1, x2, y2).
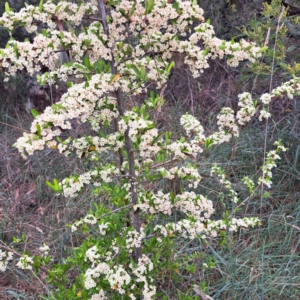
(97, 0, 142, 262)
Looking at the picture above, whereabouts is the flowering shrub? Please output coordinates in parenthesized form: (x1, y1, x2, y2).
(0, 0, 299, 299)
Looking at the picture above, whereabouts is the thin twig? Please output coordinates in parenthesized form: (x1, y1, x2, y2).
(0, 120, 30, 133)
(260, 6, 285, 216)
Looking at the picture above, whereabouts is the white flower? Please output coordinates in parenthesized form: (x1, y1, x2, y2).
(99, 223, 109, 235)
(83, 214, 97, 224)
(39, 244, 50, 256)
(260, 93, 272, 105)
(16, 255, 34, 270)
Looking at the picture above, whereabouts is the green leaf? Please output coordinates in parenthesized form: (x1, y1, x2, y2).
(31, 109, 39, 118)
(46, 179, 62, 193)
(13, 45, 19, 57)
(258, 46, 268, 53)
(42, 29, 48, 37)
(145, 0, 155, 13)
(148, 0, 155, 12)
(46, 181, 55, 190)
(287, 45, 296, 53)
(279, 62, 288, 69)
(202, 48, 209, 56)
(55, 5, 62, 13)
(140, 66, 146, 80)
(5, 2, 10, 13)
(165, 131, 172, 141)
(130, 64, 141, 78)
(73, 62, 84, 69)
(39, 0, 43, 12)
(166, 61, 175, 75)
(56, 137, 64, 143)
(36, 124, 41, 138)
(86, 73, 91, 81)
(52, 103, 66, 112)
(243, 44, 253, 51)
(205, 137, 214, 149)
(83, 57, 91, 70)
(129, 1, 136, 16)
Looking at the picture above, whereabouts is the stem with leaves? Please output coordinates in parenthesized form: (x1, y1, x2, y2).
(97, 0, 142, 262)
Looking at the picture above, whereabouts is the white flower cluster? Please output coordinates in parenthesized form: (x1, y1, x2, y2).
(0, 2, 98, 77)
(126, 229, 146, 254)
(138, 128, 161, 158)
(258, 141, 287, 188)
(180, 114, 205, 141)
(211, 164, 239, 203)
(178, 166, 202, 188)
(85, 262, 131, 295)
(207, 217, 260, 234)
(208, 130, 232, 145)
(39, 244, 50, 256)
(166, 139, 203, 159)
(159, 164, 202, 186)
(85, 252, 156, 299)
(155, 215, 260, 241)
(98, 223, 109, 236)
(0, 250, 13, 272)
(59, 131, 123, 159)
(217, 107, 239, 137)
(205, 106, 241, 145)
(85, 246, 101, 266)
(129, 255, 156, 300)
(84, 262, 110, 289)
(136, 191, 173, 215)
(118, 111, 164, 159)
(271, 80, 297, 100)
(119, 111, 153, 140)
(62, 165, 120, 198)
(189, 23, 263, 75)
(90, 290, 107, 300)
(258, 76, 300, 119)
(101, 0, 264, 79)
(154, 219, 209, 240)
(259, 109, 272, 121)
(83, 214, 98, 225)
(260, 93, 272, 105)
(237, 92, 257, 125)
(259, 93, 273, 122)
(70, 214, 109, 232)
(242, 176, 255, 194)
(15, 74, 121, 158)
(228, 218, 260, 232)
(16, 254, 34, 270)
(61, 173, 93, 198)
(175, 192, 214, 220)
